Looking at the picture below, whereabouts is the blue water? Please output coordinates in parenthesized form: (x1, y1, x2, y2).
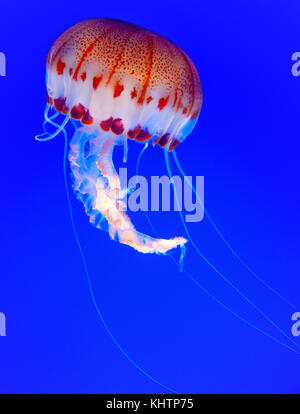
(0, 0, 299, 393)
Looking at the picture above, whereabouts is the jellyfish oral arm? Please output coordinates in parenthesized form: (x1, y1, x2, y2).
(69, 127, 187, 255)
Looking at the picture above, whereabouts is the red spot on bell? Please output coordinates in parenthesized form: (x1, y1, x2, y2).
(113, 81, 124, 98)
(70, 104, 86, 120)
(54, 97, 68, 114)
(146, 96, 153, 104)
(127, 125, 142, 139)
(131, 88, 137, 99)
(93, 75, 103, 90)
(158, 96, 170, 110)
(69, 68, 73, 76)
(154, 137, 160, 146)
(100, 117, 113, 131)
(157, 133, 170, 148)
(168, 139, 180, 151)
(81, 110, 93, 125)
(56, 59, 66, 75)
(111, 118, 124, 135)
(80, 72, 87, 82)
(136, 129, 152, 142)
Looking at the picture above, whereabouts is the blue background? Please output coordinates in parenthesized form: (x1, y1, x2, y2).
(0, 0, 299, 394)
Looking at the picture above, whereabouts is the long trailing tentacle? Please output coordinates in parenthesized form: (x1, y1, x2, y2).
(164, 148, 300, 350)
(62, 128, 179, 394)
(36, 114, 179, 393)
(135, 143, 187, 269)
(36, 106, 300, 395)
(134, 144, 300, 355)
(180, 258, 300, 355)
(172, 150, 297, 310)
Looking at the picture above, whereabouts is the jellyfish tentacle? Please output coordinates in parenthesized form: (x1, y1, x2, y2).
(134, 144, 300, 354)
(135, 143, 161, 236)
(123, 135, 128, 163)
(34, 105, 58, 141)
(69, 129, 187, 255)
(62, 128, 178, 394)
(42, 109, 59, 135)
(136, 143, 188, 268)
(96, 135, 123, 200)
(35, 111, 70, 142)
(134, 142, 149, 191)
(164, 149, 300, 350)
(172, 151, 297, 310)
(135, 143, 188, 266)
(180, 261, 300, 355)
(37, 105, 180, 394)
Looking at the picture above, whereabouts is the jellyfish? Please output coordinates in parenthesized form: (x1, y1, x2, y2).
(40, 18, 202, 257)
(36, 18, 299, 392)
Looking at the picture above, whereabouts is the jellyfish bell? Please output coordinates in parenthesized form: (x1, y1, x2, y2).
(46, 18, 202, 146)
(43, 18, 203, 255)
